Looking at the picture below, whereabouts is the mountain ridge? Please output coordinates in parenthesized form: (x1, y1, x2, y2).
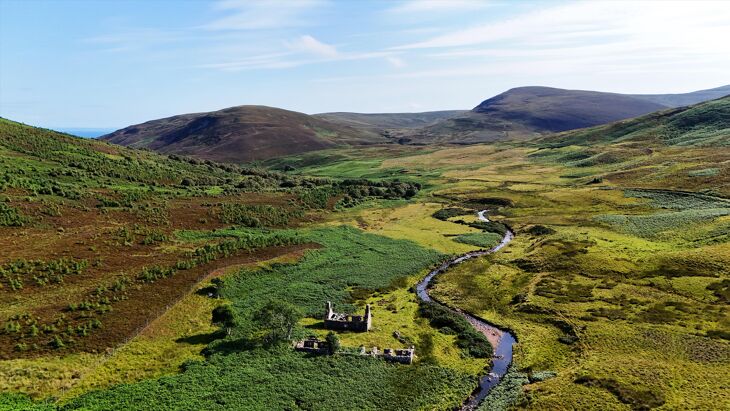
(101, 85, 730, 161)
(629, 84, 730, 108)
(101, 105, 385, 162)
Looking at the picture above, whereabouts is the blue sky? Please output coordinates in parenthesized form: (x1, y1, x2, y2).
(1, 0, 729, 129)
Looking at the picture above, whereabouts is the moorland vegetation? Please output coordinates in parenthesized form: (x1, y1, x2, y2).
(0, 96, 728, 410)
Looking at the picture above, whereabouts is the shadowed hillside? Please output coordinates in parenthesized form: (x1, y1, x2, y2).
(314, 110, 466, 133)
(101, 106, 385, 163)
(403, 87, 668, 144)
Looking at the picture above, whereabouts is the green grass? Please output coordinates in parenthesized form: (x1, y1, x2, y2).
(623, 188, 730, 210)
(2, 107, 729, 411)
(0, 393, 55, 411)
(48, 226, 475, 410)
(454, 232, 503, 248)
(62, 348, 475, 411)
(539, 96, 730, 148)
(595, 208, 730, 238)
(688, 168, 720, 177)
(221, 226, 443, 324)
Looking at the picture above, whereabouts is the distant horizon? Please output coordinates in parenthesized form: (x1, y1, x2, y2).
(29, 83, 730, 131)
(53, 127, 117, 138)
(2, 0, 729, 129)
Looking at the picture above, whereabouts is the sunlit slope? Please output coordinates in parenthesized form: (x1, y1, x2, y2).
(540, 95, 730, 147)
(102, 105, 386, 163)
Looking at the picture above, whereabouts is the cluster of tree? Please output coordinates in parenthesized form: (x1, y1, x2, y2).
(296, 180, 422, 210)
(216, 204, 304, 227)
(212, 300, 304, 347)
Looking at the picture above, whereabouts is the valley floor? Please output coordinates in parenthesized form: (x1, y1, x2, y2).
(1, 130, 728, 410)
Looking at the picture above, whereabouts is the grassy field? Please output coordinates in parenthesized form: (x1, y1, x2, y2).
(1, 104, 728, 410)
(44, 226, 479, 410)
(268, 137, 728, 410)
(381, 143, 729, 410)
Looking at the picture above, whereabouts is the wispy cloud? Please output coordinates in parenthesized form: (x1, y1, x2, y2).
(386, 56, 406, 68)
(387, 0, 490, 15)
(83, 28, 189, 52)
(203, 0, 327, 31)
(199, 33, 395, 72)
(286, 35, 338, 58)
(394, 1, 730, 51)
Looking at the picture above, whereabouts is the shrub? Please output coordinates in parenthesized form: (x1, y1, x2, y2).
(212, 305, 237, 336)
(418, 301, 492, 358)
(526, 225, 555, 236)
(466, 221, 510, 236)
(325, 332, 340, 355)
(454, 232, 503, 248)
(0, 202, 27, 226)
(432, 207, 472, 221)
(217, 204, 303, 227)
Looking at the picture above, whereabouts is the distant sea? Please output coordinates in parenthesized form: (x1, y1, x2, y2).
(54, 128, 117, 138)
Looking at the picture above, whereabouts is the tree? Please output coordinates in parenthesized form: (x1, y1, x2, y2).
(325, 332, 340, 355)
(212, 304, 236, 336)
(255, 300, 302, 345)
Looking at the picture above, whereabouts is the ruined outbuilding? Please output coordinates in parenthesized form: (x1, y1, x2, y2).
(360, 346, 415, 365)
(324, 301, 371, 332)
(294, 337, 330, 354)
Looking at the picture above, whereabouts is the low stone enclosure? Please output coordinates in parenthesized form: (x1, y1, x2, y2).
(294, 337, 415, 365)
(324, 301, 371, 332)
(296, 302, 413, 364)
(361, 346, 415, 365)
(294, 337, 330, 355)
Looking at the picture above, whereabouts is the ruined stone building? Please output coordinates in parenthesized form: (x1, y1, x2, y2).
(360, 346, 415, 365)
(323, 301, 371, 332)
(294, 337, 330, 354)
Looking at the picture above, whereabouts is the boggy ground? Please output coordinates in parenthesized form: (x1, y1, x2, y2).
(2, 116, 728, 410)
(295, 143, 729, 410)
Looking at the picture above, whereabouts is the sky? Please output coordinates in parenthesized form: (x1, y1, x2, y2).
(1, 0, 729, 129)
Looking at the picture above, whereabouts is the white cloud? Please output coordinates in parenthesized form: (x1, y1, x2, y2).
(199, 43, 394, 72)
(204, 0, 327, 31)
(381, 0, 730, 93)
(387, 0, 490, 14)
(386, 56, 406, 68)
(395, 1, 730, 51)
(287, 35, 338, 58)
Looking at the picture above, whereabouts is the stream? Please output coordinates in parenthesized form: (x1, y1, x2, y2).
(415, 210, 516, 411)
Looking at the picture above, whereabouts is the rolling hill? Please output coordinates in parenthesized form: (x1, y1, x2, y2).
(629, 84, 730, 108)
(314, 110, 466, 133)
(101, 86, 730, 161)
(540, 95, 730, 147)
(402, 86, 669, 144)
(101, 105, 385, 163)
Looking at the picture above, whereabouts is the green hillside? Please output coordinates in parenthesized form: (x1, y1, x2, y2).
(541, 96, 730, 148)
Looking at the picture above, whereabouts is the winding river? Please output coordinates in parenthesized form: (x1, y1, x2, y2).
(415, 210, 516, 411)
